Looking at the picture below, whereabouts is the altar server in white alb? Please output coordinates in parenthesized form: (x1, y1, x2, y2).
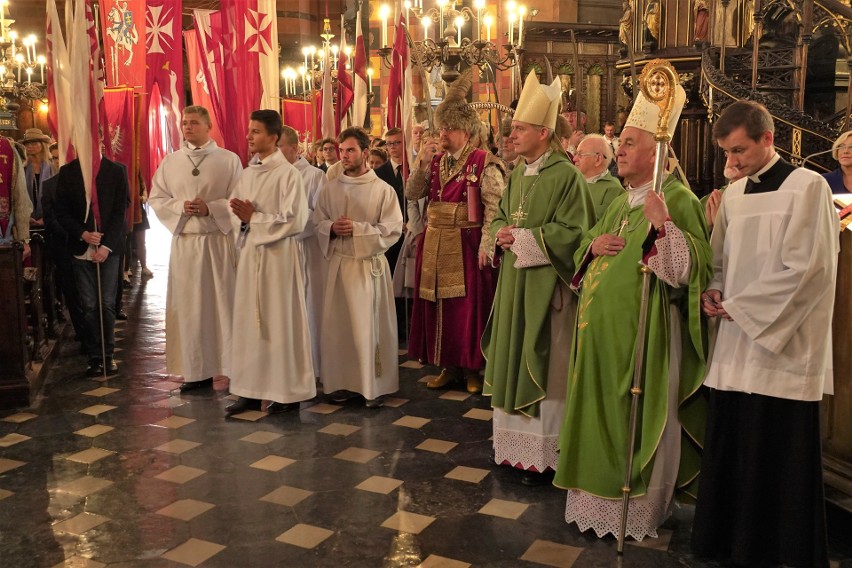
(314, 127, 403, 408)
(280, 125, 326, 377)
(226, 110, 315, 416)
(693, 100, 838, 568)
(148, 105, 242, 393)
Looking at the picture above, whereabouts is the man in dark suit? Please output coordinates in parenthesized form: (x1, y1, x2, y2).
(55, 154, 129, 376)
(41, 144, 85, 340)
(376, 128, 406, 273)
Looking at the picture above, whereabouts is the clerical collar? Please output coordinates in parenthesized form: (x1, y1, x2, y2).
(585, 169, 608, 184)
(523, 150, 550, 176)
(625, 179, 654, 207)
(185, 140, 212, 151)
(747, 153, 780, 183)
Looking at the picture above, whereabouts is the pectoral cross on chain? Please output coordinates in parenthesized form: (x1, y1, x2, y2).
(511, 206, 527, 224)
(615, 217, 629, 236)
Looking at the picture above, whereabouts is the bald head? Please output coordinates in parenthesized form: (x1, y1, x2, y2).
(573, 134, 612, 179)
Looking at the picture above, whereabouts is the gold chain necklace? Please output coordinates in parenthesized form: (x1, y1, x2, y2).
(510, 152, 552, 225)
(438, 144, 474, 198)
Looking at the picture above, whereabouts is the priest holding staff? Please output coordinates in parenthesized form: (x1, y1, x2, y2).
(554, 62, 712, 542)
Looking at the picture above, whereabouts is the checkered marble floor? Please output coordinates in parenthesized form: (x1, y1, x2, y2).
(1, 240, 851, 567)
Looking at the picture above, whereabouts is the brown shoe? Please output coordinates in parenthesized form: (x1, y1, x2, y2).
(426, 368, 461, 389)
(465, 373, 483, 394)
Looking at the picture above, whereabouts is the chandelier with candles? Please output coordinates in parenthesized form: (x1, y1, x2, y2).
(377, 0, 533, 85)
(0, 4, 45, 109)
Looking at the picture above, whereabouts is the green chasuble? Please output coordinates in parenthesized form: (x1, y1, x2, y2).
(553, 175, 711, 501)
(482, 151, 595, 417)
(588, 170, 624, 222)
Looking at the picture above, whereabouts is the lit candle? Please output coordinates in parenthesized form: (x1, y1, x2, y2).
(455, 16, 464, 46)
(37, 54, 45, 83)
(302, 46, 310, 72)
(484, 14, 493, 42)
(422, 16, 432, 41)
(26, 66, 32, 84)
(0, 0, 5, 41)
(379, 4, 390, 47)
(28, 35, 36, 63)
(518, 6, 527, 47)
(508, 11, 516, 44)
(474, 0, 485, 40)
(437, 0, 447, 42)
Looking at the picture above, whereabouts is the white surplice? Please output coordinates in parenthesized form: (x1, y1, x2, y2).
(230, 151, 316, 403)
(292, 155, 327, 375)
(314, 169, 403, 399)
(149, 141, 242, 382)
(704, 167, 838, 401)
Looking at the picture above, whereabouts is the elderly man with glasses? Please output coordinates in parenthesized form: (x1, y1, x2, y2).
(572, 134, 624, 221)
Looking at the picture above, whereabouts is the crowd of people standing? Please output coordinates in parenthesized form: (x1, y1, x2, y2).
(0, 65, 841, 567)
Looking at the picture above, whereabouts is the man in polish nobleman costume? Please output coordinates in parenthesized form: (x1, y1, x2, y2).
(554, 77, 712, 541)
(406, 69, 506, 393)
(481, 71, 594, 485)
(149, 105, 242, 392)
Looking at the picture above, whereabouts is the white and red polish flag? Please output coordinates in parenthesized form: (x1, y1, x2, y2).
(386, 8, 413, 177)
(352, 5, 369, 129)
(69, 0, 103, 225)
(46, 0, 73, 165)
(336, 15, 354, 135)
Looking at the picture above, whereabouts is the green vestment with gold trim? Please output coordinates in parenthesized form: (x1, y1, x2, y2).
(553, 175, 711, 500)
(482, 152, 595, 417)
(588, 170, 625, 221)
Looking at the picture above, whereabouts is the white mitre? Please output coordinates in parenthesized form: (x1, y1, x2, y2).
(624, 83, 686, 136)
(513, 71, 562, 130)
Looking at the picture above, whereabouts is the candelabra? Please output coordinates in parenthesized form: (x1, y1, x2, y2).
(377, 0, 533, 86)
(0, 12, 46, 112)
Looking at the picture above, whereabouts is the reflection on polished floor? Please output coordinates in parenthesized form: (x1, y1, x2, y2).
(1, 218, 851, 567)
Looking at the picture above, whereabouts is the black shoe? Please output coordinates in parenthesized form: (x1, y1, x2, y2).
(266, 401, 300, 414)
(116, 310, 128, 320)
(520, 470, 555, 487)
(179, 377, 214, 392)
(328, 390, 361, 404)
(86, 358, 118, 377)
(225, 397, 262, 416)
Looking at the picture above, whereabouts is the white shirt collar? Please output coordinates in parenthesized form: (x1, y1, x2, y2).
(585, 168, 608, 184)
(185, 139, 213, 151)
(523, 150, 550, 176)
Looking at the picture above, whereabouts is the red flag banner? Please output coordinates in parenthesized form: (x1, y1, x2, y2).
(104, 87, 137, 229)
(352, 6, 368, 129)
(282, 99, 313, 137)
(144, 0, 184, 185)
(99, 0, 146, 90)
(220, 0, 262, 163)
(184, 29, 224, 146)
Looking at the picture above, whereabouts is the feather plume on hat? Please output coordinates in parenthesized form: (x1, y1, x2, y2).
(434, 69, 481, 136)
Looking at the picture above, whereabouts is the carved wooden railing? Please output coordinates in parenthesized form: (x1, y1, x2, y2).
(700, 46, 837, 172)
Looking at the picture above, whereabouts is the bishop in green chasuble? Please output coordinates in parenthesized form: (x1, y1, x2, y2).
(481, 71, 596, 478)
(553, 77, 712, 542)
